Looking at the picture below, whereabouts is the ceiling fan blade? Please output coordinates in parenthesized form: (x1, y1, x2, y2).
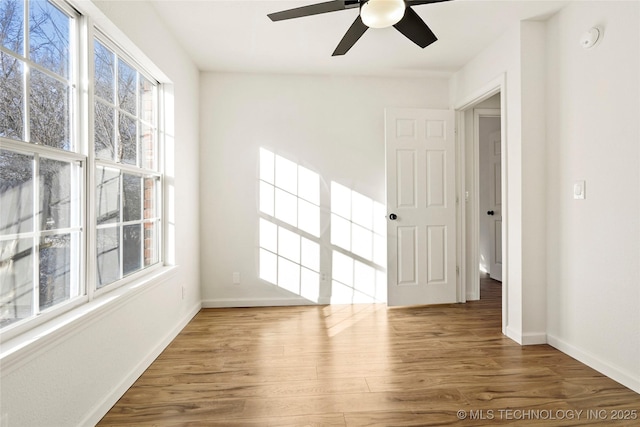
(406, 0, 451, 5)
(393, 7, 438, 49)
(332, 15, 369, 56)
(268, 1, 349, 22)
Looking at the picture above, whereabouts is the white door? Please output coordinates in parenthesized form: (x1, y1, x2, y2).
(385, 108, 457, 306)
(488, 129, 502, 281)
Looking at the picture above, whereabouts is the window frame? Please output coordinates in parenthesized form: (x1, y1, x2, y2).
(0, 0, 167, 341)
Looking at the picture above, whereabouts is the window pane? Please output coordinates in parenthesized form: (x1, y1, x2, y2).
(96, 167, 120, 225)
(143, 221, 158, 267)
(140, 122, 155, 170)
(143, 177, 157, 219)
(0, 150, 33, 235)
(0, 238, 33, 327)
(40, 158, 78, 230)
(29, 0, 70, 78)
(123, 224, 141, 276)
(123, 173, 141, 222)
(119, 113, 137, 165)
(118, 58, 136, 114)
(39, 233, 74, 310)
(95, 101, 114, 160)
(96, 226, 119, 288)
(94, 40, 114, 103)
(139, 75, 155, 125)
(0, 0, 24, 54)
(0, 52, 24, 140)
(30, 69, 70, 150)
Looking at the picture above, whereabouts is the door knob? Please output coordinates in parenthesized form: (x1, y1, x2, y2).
(389, 213, 398, 220)
(487, 210, 495, 216)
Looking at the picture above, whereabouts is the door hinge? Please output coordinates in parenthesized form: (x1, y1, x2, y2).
(456, 266, 460, 276)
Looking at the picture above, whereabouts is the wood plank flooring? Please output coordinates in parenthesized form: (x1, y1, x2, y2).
(99, 277, 640, 426)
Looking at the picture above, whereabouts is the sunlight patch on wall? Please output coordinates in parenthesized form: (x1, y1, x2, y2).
(258, 148, 321, 302)
(330, 181, 386, 304)
(259, 148, 320, 237)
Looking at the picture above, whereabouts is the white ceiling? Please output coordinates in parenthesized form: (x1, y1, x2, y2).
(149, 0, 567, 77)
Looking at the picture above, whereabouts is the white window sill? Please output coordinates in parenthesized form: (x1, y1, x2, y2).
(0, 265, 178, 375)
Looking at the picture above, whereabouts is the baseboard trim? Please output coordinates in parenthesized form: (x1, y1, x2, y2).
(80, 302, 201, 427)
(547, 334, 640, 394)
(505, 327, 547, 345)
(466, 291, 480, 301)
(202, 297, 316, 308)
(522, 332, 547, 345)
(505, 325, 523, 344)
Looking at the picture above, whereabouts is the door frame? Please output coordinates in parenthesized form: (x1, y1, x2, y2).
(455, 74, 507, 334)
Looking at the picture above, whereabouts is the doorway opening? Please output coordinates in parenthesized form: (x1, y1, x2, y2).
(456, 83, 507, 334)
(476, 106, 502, 285)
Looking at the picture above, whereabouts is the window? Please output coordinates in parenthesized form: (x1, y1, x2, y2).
(93, 37, 160, 289)
(0, 0, 163, 334)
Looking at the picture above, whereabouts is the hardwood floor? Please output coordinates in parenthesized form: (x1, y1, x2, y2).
(99, 277, 640, 426)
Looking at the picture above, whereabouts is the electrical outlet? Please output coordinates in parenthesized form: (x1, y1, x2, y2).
(233, 272, 241, 284)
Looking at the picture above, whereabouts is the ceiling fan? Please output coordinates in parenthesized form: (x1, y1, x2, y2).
(268, 0, 451, 56)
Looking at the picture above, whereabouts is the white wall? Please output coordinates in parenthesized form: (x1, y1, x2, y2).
(452, 20, 549, 343)
(0, 1, 202, 425)
(545, 1, 640, 393)
(200, 73, 449, 306)
(454, 0, 640, 393)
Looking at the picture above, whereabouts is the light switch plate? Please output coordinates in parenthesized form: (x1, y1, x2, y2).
(573, 181, 586, 199)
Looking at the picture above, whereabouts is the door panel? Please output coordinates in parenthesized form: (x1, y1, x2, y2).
(397, 226, 418, 285)
(397, 150, 417, 208)
(426, 150, 446, 207)
(427, 225, 447, 284)
(386, 108, 457, 306)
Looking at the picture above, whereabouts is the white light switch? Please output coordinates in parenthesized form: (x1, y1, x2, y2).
(233, 272, 241, 284)
(573, 181, 586, 199)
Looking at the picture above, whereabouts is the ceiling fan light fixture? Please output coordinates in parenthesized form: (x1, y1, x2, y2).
(361, 0, 406, 29)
